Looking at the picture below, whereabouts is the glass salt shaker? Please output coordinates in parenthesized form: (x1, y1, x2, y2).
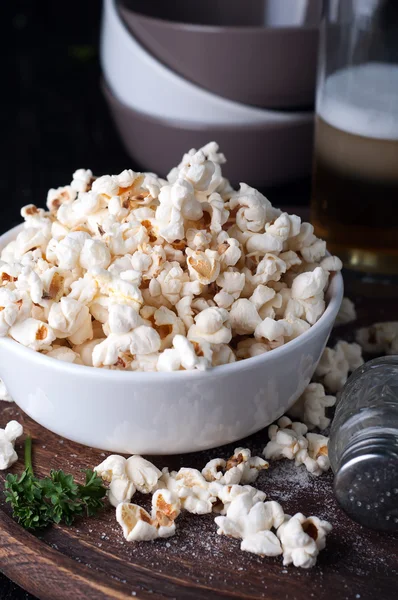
(329, 356, 398, 531)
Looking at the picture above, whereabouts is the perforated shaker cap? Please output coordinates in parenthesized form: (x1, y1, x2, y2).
(334, 446, 398, 531)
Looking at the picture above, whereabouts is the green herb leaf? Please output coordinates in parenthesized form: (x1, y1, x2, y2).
(4, 437, 107, 530)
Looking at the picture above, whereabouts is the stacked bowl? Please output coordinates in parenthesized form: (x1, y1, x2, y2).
(101, 0, 321, 186)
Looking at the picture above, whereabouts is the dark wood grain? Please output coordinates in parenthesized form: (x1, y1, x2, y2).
(1, 285, 398, 600)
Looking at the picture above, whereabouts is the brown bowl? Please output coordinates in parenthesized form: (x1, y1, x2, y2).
(118, 0, 319, 109)
(103, 80, 314, 187)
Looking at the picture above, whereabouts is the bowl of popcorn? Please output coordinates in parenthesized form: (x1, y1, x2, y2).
(0, 142, 343, 455)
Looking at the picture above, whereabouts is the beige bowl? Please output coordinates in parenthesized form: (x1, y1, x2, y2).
(103, 81, 314, 187)
(119, 0, 320, 109)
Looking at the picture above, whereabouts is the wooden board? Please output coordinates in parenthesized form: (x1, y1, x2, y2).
(1, 280, 398, 600)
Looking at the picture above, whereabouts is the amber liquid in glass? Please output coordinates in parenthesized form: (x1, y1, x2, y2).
(311, 66, 398, 274)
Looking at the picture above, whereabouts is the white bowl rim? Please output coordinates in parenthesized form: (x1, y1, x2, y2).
(103, 0, 313, 124)
(0, 223, 343, 382)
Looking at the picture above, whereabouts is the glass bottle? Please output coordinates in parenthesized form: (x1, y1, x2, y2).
(311, 0, 398, 275)
(329, 356, 398, 530)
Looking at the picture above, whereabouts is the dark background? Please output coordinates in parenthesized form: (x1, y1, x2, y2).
(2, 1, 309, 597)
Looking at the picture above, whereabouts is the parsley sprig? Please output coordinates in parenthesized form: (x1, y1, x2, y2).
(5, 436, 106, 529)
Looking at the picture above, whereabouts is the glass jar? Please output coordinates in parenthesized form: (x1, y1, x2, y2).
(311, 0, 398, 275)
(329, 356, 398, 530)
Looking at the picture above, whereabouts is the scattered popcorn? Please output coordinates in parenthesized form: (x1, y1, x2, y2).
(202, 447, 268, 486)
(95, 454, 161, 507)
(0, 420, 23, 470)
(288, 383, 336, 430)
(263, 417, 308, 461)
(263, 416, 331, 477)
(335, 297, 356, 326)
(215, 494, 285, 540)
(277, 513, 332, 568)
(0, 142, 339, 370)
(356, 321, 398, 355)
(159, 467, 215, 515)
(315, 340, 364, 393)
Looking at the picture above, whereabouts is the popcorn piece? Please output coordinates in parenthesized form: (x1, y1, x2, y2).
(315, 341, 363, 393)
(209, 483, 266, 515)
(335, 297, 357, 326)
(125, 455, 162, 494)
(0, 420, 23, 470)
(48, 297, 93, 345)
(299, 433, 330, 476)
(356, 321, 398, 355)
(277, 513, 332, 568)
(45, 346, 83, 364)
(188, 307, 231, 345)
(108, 303, 143, 335)
(71, 168, 94, 193)
(95, 454, 136, 507)
(9, 318, 56, 351)
(116, 503, 166, 541)
(288, 383, 336, 431)
(47, 185, 76, 212)
(0, 288, 30, 336)
(160, 467, 215, 515)
(151, 488, 181, 533)
(263, 417, 308, 461)
(230, 184, 278, 233)
(241, 530, 282, 557)
(79, 239, 111, 271)
(320, 255, 343, 273)
(229, 299, 261, 335)
(186, 248, 220, 285)
(202, 448, 268, 486)
(215, 493, 285, 539)
(156, 178, 202, 243)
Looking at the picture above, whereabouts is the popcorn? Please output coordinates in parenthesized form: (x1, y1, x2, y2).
(45, 346, 83, 364)
(298, 433, 330, 476)
(229, 299, 261, 335)
(241, 530, 282, 557)
(116, 502, 176, 541)
(48, 298, 93, 345)
(356, 321, 398, 355)
(335, 297, 357, 326)
(209, 483, 266, 515)
(9, 317, 56, 351)
(188, 307, 231, 345)
(315, 341, 364, 393)
(0, 420, 23, 470)
(215, 493, 285, 540)
(125, 455, 162, 494)
(0, 143, 337, 371)
(263, 417, 308, 461)
(230, 184, 279, 233)
(95, 454, 136, 507)
(277, 513, 332, 568)
(159, 467, 215, 515)
(202, 447, 268, 486)
(186, 248, 220, 285)
(288, 383, 336, 430)
(108, 304, 143, 335)
(47, 185, 76, 212)
(71, 168, 94, 193)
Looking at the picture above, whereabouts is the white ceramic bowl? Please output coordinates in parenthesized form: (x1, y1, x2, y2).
(0, 225, 343, 455)
(101, 0, 313, 126)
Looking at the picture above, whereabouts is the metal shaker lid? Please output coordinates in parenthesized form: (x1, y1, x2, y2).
(334, 445, 398, 531)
